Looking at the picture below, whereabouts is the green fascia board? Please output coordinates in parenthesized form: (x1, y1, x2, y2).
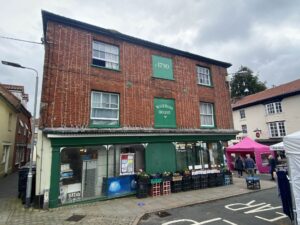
(49, 134, 236, 147)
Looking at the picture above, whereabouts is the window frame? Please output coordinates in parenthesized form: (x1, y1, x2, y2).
(196, 66, 212, 87)
(92, 40, 120, 71)
(241, 124, 248, 134)
(90, 91, 120, 127)
(200, 102, 215, 128)
(239, 109, 246, 119)
(265, 102, 282, 115)
(268, 121, 286, 138)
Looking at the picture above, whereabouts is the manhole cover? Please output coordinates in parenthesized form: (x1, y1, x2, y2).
(156, 211, 171, 218)
(66, 215, 86, 222)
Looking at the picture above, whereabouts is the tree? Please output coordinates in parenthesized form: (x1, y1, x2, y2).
(230, 66, 267, 98)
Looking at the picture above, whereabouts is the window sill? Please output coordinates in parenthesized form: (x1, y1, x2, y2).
(89, 123, 120, 128)
(200, 126, 216, 129)
(152, 76, 175, 81)
(91, 64, 121, 72)
(197, 83, 214, 88)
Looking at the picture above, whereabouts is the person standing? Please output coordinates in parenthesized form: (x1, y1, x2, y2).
(235, 156, 244, 177)
(268, 155, 277, 181)
(244, 154, 255, 176)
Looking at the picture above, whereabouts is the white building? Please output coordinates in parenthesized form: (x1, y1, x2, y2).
(232, 79, 300, 145)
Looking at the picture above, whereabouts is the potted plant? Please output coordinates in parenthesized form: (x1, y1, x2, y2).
(136, 170, 150, 198)
(162, 171, 172, 181)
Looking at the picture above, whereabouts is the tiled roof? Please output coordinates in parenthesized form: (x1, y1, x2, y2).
(0, 83, 32, 117)
(0, 83, 22, 110)
(232, 79, 300, 110)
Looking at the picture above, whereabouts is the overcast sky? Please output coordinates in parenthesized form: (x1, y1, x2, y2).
(0, 0, 300, 114)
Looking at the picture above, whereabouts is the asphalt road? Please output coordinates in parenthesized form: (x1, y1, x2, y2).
(138, 188, 291, 225)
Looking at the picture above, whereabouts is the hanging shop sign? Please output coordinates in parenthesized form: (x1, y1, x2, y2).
(152, 55, 174, 80)
(154, 98, 176, 128)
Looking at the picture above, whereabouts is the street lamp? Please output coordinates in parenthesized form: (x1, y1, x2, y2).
(1, 60, 38, 208)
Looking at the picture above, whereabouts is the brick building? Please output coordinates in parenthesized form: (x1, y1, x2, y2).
(0, 84, 31, 177)
(37, 11, 237, 208)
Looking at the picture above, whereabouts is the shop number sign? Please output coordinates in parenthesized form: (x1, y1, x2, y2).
(67, 191, 81, 201)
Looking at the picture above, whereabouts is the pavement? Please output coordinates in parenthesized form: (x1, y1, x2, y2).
(0, 173, 277, 225)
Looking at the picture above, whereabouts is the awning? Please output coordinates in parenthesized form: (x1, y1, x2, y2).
(270, 142, 284, 151)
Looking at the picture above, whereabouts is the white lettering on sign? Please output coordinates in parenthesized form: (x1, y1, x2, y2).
(225, 200, 265, 211)
(157, 62, 170, 70)
(156, 104, 173, 110)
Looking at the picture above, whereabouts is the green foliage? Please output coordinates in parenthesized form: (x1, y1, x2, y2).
(230, 66, 267, 98)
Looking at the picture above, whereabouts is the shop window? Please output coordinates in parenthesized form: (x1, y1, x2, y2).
(60, 146, 107, 204)
(92, 40, 119, 70)
(120, 144, 145, 174)
(175, 142, 211, 171)
(90, 91, 119, 127)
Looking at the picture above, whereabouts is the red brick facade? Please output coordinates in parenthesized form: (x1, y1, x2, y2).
(40, 21, 233, 130)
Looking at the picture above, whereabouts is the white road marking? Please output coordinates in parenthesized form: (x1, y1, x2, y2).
(162, 218, 223, 225)
(225, 200, 265, 211)
(244, 204, 282, 214)
(222, 219, 238, 225)
(255, 212, 288, 222)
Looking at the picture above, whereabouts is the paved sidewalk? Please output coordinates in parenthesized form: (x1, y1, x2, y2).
(0, 176, 277, 225)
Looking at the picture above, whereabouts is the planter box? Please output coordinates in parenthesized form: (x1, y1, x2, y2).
(172, 176, 183, 181)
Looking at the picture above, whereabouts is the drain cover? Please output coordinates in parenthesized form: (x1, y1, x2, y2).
(156, 211, 171, 218)
(66, 215, 86, 222)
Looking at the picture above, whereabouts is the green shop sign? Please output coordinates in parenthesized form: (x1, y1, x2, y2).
(154, 98, 176, 128)
(152, 55, 174, 80)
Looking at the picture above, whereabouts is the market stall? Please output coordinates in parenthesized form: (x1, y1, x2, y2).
(225, 137, 273, 174)
(284, 130, 300, 224)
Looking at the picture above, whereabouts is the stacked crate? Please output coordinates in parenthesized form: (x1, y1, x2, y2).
(162, 181, 171, 195)
(171, 175, 182, 193)
(191, 175, 201, 190)
(216, 173, 224, 186)
(150, 178, 162, 197)
(182, 175, 192, 191)
(200, 174, 208, 188)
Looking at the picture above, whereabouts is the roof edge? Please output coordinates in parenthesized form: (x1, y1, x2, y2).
(232, 89, 300, 110)
(41, 10, 231, 68)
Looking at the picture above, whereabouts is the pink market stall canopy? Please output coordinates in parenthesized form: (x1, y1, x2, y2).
(225, 137, 273, 173)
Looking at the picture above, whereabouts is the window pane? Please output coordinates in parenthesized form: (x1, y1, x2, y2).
(197, 66, 211, 86)
(92, 41, 119, 69)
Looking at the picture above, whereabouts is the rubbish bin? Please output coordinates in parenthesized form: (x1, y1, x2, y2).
(18, 163, 36, 204)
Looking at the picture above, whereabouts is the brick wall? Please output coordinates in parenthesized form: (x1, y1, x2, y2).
(40, 21, 233, 129)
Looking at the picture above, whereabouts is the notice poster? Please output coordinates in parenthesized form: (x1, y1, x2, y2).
(120, 153, 135, 175)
